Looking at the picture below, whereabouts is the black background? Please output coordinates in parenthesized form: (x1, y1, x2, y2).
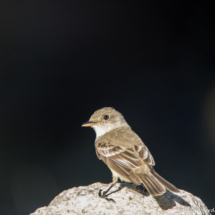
(0, 1, 215, 214)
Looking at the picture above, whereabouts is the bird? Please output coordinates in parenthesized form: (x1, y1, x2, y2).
(82, 107, 179, 200)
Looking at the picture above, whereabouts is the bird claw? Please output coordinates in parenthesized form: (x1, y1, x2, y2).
(136, 185, 144, 191)
(98, 189, 115, 203)
(99, 189, 106, 196)
(136, 184, 149, 195)
(106, 198, 115, 203)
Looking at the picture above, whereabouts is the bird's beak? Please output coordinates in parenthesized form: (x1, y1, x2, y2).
(82, 121, 102, 127)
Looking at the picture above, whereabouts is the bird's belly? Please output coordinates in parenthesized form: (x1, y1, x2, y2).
(110, 168, 131, 182)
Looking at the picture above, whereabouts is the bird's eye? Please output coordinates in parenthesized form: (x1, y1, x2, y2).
(103, 115, 109, 120)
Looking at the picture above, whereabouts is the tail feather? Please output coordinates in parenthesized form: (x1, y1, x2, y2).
(138, 174, 166, 196)
(138, 169, 179, 196)
(152, 170, 180, 193)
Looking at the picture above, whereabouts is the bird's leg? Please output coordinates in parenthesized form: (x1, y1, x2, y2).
(99, 176, 117, 197)
(136, 183, 148, 193)
(103, 184, 124, 196)
(99, 182, 117, 202)
(99, 178, 125, 202)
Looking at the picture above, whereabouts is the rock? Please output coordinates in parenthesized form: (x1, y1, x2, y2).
(30, 182, 210, 215)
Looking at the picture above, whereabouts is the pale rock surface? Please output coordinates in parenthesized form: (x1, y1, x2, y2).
(30, 182, 210, 215)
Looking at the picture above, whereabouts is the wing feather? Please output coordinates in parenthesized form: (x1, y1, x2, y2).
(97, 142, 142, 171)
(95, 127, 155, 184)
(97, 143, 124, 157)
(134, 145, 155, 165)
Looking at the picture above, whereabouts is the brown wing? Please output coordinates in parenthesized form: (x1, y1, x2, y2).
(95, 127, 155, 183)
(95, 127, 155, 166)
(134, 145, 155, 166)
(96, 142, 143, 184)
(95, 128, 179, 195)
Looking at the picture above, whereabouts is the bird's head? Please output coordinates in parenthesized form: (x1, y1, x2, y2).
(82, 107, 129, 137)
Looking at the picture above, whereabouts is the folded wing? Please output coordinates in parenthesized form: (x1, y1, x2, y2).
(95, 128, 179, 196)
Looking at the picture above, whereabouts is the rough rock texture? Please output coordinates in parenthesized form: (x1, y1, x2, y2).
(31, 182, 210, 215)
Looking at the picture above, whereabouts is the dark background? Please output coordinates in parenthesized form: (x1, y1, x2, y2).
(0, 1, 215, 214)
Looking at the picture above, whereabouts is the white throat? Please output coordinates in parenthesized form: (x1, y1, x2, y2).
(92, 125, 110, 137)
(92, 122, 128, 138)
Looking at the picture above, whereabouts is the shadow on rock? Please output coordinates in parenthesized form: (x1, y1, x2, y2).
(154, 190, 190, 210)
(121, 182, 190, 210)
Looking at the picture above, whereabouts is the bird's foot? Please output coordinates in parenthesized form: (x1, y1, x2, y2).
(136, 184, 148, 194)
(98, 189, 115, 203)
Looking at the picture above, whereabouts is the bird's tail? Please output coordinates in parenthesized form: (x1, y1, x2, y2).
(138, 169, 179, 196)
